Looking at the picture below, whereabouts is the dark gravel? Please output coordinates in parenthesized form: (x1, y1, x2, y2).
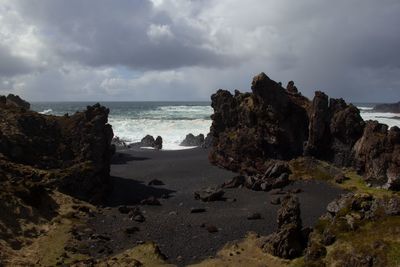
(88, 148, 344, 266)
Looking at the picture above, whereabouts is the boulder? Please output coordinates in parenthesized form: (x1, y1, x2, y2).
(194, 187, 225, 202)
(262, 195, 308, 259)
(141, 135, 155, 147)
(180, 133, 205, 146)
(154, 136, 163, 150)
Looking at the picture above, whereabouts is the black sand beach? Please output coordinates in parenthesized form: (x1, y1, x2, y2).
(88, 148, 344, 266)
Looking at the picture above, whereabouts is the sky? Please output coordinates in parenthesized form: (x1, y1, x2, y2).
(0, 0, 399, 102)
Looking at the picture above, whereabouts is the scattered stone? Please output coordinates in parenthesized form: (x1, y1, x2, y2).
(118, 205, 132, 214)
(132, 214, 145, 222)
(288, 188, 302, 194)
(194, 187, 225, 202)
(270, 189, 286, 195)
(221, 176, 245, 189)
(206, 225, 218, 233)
(247, 213, 262, 220)
(148, 179, 165, 186)
(270, 197, 281, 205)
(140, 196, 161, 206)
(190, 208, 206, 213)
(125, 227, 139, 235)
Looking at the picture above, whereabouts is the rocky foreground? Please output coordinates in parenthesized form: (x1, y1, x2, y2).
(209, 73, 400, 266)
(0, 95, 114, 265)
(210, 73, 400, 190)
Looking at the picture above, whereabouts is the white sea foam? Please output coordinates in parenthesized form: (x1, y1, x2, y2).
(358, 106, 374, 111)
(39, 108, 53, 114)
(109, 105, 212, 150)
(359, 111, 400, 128)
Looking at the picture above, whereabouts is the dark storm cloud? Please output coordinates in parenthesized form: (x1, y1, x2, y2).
(11, 0, 236, 70)
(1, 0, 400, 101)
(0, 44, 33, 77)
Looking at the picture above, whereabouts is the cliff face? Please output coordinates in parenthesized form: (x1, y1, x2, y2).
(0, 96, 114, 257)
(0, 97, 114, 202)
(209, 73, 399, 189)
(209, 73, 310, 174)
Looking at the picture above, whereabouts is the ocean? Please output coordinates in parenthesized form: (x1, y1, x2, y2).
(31, 102, 212, 150)
(31, 102, 400, 150)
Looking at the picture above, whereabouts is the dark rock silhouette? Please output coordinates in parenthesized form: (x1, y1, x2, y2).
(0, 95, 114, 251)
(180, 133, 205, 146)
(0, 98, 114, 202)
(4, 94, 30, 109)
(154, 136, 163, 150)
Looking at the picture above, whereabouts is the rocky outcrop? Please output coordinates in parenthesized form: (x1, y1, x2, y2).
(209, 73, 310, 174)
(304, 193, 400, 266)
(304, 91, 365, 166)
(1, 94, 31, 109)
(180, 133, 205, 146)
(131, 135, 163, 149)
(0, 96, 114, 202)
(209, 73, 400, 190)
(0, 95, 114, 257)
(373, 101, 400, 113)
(221, 161, 291, 191)
(261, 195, 308, 259)
(353, 121, 400, 190)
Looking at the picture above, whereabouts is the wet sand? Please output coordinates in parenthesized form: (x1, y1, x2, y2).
(89, 148, 343, 266)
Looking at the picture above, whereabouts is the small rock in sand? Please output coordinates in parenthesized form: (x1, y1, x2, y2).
(247, 213, 262, 220)
(132, 214, 145, 222)
(190, 208, 206, 213)
(194, 187, 225, 202)
(140, 196, 161, 206)
(270, 189, 286, 195)
(118, 205, 132, 214)
(148, 179, 165, 186)
(270, 197, 281, 205)
(125, 227, 139, 235)
(288, 188, 302, 194)
(206, 225, 218, 233)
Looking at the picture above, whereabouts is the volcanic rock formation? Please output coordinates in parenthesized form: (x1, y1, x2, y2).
(209, 73, 400, 189)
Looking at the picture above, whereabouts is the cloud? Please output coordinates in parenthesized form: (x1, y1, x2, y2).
(0, 0, 399, 102)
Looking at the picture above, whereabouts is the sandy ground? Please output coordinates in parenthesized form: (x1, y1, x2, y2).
(88, 148, 343, 266)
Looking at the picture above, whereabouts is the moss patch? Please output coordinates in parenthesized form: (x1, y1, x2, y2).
(325, 217, 400, 267)
(190, 233, 290, 267)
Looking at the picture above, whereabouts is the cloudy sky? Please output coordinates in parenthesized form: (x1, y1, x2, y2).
(0, 0, 399, 102)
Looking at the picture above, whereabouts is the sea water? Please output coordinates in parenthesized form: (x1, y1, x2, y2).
(31, 101, 399, 150)
(31, 102, 212, 150)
